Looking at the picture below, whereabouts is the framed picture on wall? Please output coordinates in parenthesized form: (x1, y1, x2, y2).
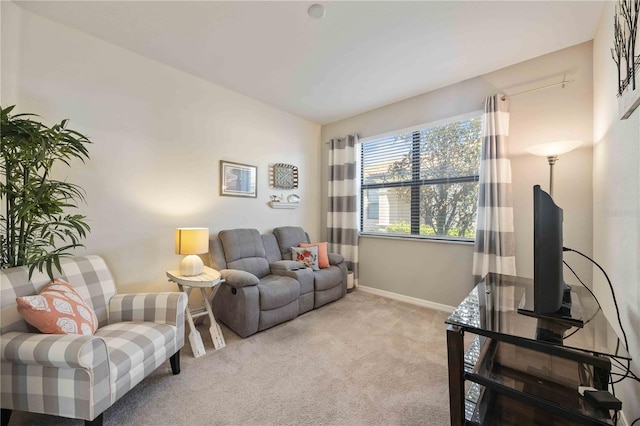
(220, 160, 257, 198)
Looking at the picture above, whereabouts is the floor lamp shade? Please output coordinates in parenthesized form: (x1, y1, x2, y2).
(175, 228, 209, 276)
(525, 140, 583, 157)
(526, 140, 583, 197)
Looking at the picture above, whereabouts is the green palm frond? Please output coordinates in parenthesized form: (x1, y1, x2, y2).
(1, 105, 92, 279)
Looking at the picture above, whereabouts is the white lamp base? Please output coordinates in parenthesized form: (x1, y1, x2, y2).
(180, 254, 204, 276)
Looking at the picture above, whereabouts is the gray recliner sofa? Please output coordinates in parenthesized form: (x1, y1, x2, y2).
(209, 227, 347, 337)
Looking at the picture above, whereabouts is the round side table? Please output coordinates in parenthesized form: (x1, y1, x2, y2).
(166, 266, 226, 357)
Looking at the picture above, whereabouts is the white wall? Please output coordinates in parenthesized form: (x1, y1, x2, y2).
(1, 2, 322, 293)
(3, 0, 636, 418)
(322, 42, 594, 307)
(593, 1, 640, 418)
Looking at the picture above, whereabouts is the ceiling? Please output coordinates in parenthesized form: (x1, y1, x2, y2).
(15, 1, 605, 125)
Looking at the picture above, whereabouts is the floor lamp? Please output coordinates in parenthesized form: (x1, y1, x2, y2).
(526, 140, 583, 198)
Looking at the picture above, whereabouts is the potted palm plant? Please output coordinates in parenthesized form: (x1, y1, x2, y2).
(1, 105, 92, 278)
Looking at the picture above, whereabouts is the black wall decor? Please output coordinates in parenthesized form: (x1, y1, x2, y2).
(612, 0, 640, 119)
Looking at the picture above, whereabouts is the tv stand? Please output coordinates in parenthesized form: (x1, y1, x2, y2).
(516, 306, 584, 328)
(517, 282, 584, 328)
(446, 273, 630, 425)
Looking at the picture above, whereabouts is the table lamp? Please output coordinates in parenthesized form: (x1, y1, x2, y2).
(175, 227, 209, 276)
(526, 140, 583, 198)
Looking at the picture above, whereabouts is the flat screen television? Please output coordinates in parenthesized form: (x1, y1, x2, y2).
(518, 185, 583, 327)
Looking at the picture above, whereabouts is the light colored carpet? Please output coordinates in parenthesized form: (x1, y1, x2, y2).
(7, 290, 451, 425)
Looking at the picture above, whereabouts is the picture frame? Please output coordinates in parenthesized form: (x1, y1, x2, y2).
(220, 160, 257, 198)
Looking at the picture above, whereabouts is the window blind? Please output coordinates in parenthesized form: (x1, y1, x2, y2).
(360, 115, 482, 240)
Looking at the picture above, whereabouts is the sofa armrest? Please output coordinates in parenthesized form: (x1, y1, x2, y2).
(1, 332, 109, 370)
(270, 260, 303, 272)
(328, 253, 345, 265)
(220, 269, 259, 288)
(108, 292, 188, 325)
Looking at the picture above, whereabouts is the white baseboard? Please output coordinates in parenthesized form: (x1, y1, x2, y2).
(356, 285, 456, 313)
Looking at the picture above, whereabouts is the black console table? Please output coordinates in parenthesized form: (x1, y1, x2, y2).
(445, 273, 631, 425)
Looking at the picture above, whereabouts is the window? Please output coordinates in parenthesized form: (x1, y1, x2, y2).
(360, 113, 482, 240)
(365, 189, 379, 219)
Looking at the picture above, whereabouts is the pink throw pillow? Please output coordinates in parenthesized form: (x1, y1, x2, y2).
(16, 278, 98, 335)
(299, 242, 330, 269)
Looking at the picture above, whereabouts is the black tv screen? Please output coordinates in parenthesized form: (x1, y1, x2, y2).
(533, 184, 565, 314)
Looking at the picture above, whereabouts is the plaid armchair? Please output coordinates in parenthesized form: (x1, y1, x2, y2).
(0, 256, 187, 426)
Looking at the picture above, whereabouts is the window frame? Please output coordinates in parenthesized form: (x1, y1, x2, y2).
(359, 111, 483, 242)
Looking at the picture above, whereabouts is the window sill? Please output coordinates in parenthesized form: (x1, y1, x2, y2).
(359, 232, 474, 246)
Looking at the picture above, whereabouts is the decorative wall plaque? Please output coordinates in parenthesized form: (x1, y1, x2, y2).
(270, 163, 298, 189)
(611, 0, 640, 119)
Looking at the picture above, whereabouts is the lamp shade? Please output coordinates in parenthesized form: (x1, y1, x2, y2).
(175, 228, 209, 255)
(525, 140, 583, 157)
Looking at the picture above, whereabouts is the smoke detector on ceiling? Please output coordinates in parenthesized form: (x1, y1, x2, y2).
(308, 4, 325, 19)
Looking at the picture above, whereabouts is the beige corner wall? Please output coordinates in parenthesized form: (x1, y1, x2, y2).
(1, 2, 322, 293)
(321, 42, 594, 308)
(593, 1, 640, 418)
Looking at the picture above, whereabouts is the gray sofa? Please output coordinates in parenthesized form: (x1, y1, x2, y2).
(209, 227, 347, 337)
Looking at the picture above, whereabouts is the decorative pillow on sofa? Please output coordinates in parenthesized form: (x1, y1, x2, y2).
(299, 242, 330, 269)
(16, 278, 98, 335)
(291, 246, 320, 271)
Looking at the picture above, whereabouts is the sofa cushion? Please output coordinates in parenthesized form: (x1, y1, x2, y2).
(262, 234, 283, 263)
(313, 266, 343, 291)
(95, 321, 177, 399)
(16, 279, 98, 336)
(315, 285, 344, 308)
(220, 229, 270, 278)
(258, 300, 298, 332)
(273, 226, 309, 259)
(219, 229, 265, 261)
(227, 257, 270, 279)
(257, 275, 300, 310)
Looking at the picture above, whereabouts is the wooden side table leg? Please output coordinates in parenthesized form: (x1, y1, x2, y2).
(179, 284, 206, 358)
(447, 324, 465, 426)
(200, 287, 226, 349)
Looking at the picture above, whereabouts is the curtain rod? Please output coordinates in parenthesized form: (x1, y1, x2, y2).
(325, 79, 574, 144)
(501, 79, 573, 100)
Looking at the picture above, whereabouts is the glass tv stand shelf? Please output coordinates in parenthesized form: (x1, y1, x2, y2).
(445, 273, 631, 425)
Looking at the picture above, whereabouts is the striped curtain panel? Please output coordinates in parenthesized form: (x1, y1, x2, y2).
(472, 95, 516, 283)
(327, 134, 359, 283)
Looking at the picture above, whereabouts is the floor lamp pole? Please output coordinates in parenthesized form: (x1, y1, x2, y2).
(547, 155, 558, 198)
